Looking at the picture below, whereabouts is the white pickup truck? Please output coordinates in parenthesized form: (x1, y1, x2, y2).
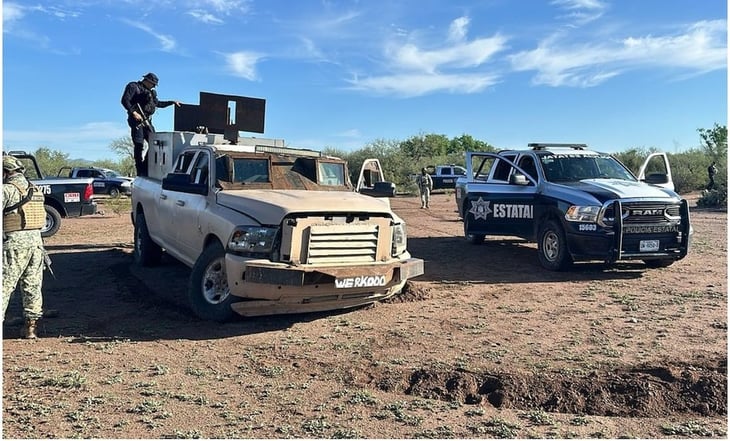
(131, 131, 424, 321)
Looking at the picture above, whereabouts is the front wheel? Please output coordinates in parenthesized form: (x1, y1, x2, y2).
(41, 205, 62, 238)
(537, 220, 572, 271)
(109, 186, 120, 198)
(188, 241, 235, 322)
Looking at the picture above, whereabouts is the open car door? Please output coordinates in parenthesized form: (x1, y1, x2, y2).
(356, 158, 396, 197)
(638, 152, 674, 191)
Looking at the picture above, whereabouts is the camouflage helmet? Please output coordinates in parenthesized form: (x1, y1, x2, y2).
(2, 155, 24, 172)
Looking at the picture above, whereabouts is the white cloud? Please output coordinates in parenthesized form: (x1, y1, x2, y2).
(187, 10, 223, 24)
(448, 16, 470, 42)
(352, 15, 506, 96)
(221, 51, 263, 80)
(348, 72, 500, 97)
(386, 35, 508, 74)
(335, 129, 362, 138)
(510, 19, 727, 87)
(198, 0, 251, 13)
(122, 19, 177, 52)
(3, 2, 25, 27)
(551, 0, 606, 25)
(3, 122, 130, 161)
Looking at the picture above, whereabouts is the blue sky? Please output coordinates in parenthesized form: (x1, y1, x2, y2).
(2, 0, 727, 161)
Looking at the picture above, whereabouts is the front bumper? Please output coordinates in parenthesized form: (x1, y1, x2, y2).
(225, 254, 425, 316)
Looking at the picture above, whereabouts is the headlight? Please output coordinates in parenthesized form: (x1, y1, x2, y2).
(228, 226, 279, 255)
(565, 205, 600, 223)
(392, 223, 407, 256)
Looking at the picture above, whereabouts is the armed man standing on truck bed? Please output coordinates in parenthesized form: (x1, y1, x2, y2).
(121, 72, 181, 176)
(2, 156, 46, 339)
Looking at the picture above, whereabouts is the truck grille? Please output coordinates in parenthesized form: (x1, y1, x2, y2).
(602, 202, 681, 225)
(306, 224, 379, 264)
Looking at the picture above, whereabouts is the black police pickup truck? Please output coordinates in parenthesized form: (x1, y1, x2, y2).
(7, 151, 98, 237)
(58, 166, 133, 197)
(455, 143, 692, 270)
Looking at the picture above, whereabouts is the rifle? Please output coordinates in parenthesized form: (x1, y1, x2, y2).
(43, 248, 56, 279)
(135, 103, 153, 131)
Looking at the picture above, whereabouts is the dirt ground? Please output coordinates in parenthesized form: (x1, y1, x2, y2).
(2, 191, 727, 439)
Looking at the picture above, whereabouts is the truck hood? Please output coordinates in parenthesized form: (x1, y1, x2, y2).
(557, 179, 679, 203)
(217, 190, 393, 225)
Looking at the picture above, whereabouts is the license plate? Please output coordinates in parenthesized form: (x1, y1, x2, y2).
(639, 240, 660, 252)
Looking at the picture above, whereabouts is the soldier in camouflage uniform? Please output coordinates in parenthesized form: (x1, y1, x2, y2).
(416, 168, 433, 209)
(3, 155, 46, 339)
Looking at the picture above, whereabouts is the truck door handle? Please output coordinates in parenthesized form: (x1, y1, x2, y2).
(160, 194, 168, 200)
(176, 200, 185, 206)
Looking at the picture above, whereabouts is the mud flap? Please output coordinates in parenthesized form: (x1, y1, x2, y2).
(609, 200, 623, 263)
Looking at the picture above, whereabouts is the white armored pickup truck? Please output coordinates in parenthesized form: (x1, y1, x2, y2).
(131, 131, 424, 321)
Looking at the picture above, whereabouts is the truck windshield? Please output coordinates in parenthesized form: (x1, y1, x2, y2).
(318, 162, 346, 186)
(540, 154, 635, 183)
(232, 158, 270, 183)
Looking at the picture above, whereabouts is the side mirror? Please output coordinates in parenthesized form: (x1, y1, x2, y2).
(642, 173, 669, 185)
(510, 173, 529, 186)
(358, 181, 396, 198)
(162, 173, 208, 195)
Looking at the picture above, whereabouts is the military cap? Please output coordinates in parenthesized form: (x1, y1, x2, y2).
(3, 155, 24, 172)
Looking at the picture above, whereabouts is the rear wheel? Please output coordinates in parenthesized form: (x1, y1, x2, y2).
(188, 241, 235, 322)
(538, 220, 572, 271)
(464, 213, 485, 244)
(41, 205, 62, 238)
(134, 212, 162, 266)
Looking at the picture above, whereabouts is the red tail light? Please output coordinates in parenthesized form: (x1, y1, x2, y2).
(83, 183, 94, 201)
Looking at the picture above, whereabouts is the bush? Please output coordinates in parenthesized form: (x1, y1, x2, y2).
(697, 187, 727, 208)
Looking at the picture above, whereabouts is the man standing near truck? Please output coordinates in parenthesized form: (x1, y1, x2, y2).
(707, 161, 718, 190)
(2, 156, 46, 339)
(121, 72, 181, 176)
(416, 167, 433, 209)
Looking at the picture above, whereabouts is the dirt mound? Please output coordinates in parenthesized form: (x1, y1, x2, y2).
(400, 360, 727, 418)
(384, 281, 432, 303)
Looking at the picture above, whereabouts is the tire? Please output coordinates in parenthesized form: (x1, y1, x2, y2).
(109, 186, 120, 198)
(41, 205, 62, 238)
(188, 241, 235, 322)
(537, 220, 572, 271)
(134, 212, 162, 266)
(464, 210, 485, 244)
(643, 259, 675, 268)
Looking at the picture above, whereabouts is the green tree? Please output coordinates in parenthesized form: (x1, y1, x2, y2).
(698, 123, 727, 162)
(32, 147, 73, 178)
(448, 134, 494, 154)
(399, 133, 449, 161)
(109, 136, 137, 176)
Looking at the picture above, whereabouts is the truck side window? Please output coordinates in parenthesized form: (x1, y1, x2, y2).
(173, 152, 196, 174)
(492, 155, 516, 181)
(76, 170, 90, 178)
(517, 156, 538, 181)
(191, 153, 209, 185)
(215, 155, 229, 183)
